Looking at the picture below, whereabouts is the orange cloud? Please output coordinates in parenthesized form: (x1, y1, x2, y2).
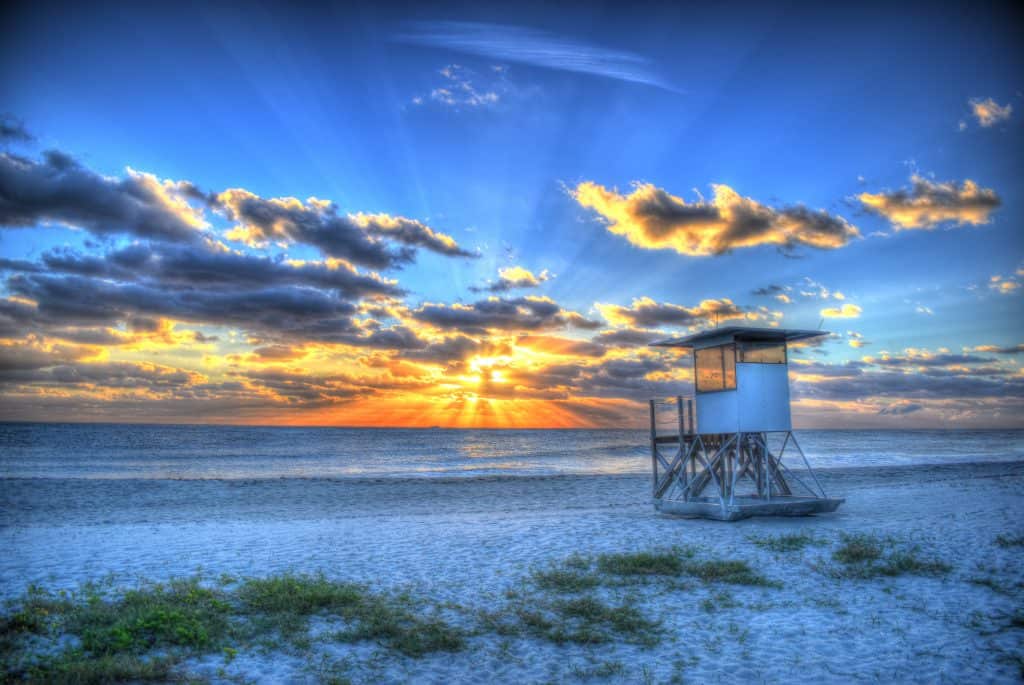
(858, 175, 1000, 229)
(573, 181, 859, 255)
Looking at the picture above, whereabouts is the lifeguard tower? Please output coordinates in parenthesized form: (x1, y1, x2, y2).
(647, 326, 843, 521)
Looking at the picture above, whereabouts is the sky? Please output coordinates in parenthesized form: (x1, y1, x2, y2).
(0, 0, 1022, 428)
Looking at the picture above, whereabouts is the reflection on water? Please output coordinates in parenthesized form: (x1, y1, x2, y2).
(0, 423, 1021, 480)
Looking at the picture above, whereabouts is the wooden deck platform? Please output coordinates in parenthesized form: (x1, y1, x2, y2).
(654, 495, 845, 521)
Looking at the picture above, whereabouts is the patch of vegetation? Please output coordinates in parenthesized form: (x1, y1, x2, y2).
(596, 550, 686, 577)
(532, 567, 602, 593)
(480, 592, 662, 647)
(239, 573, 463, 657)
(570, 659, 626, 679)
(828, 533, 950, 579)
(72, 578, 233, 655)
(529, 596, 661, 646)
(333, 592, 464, 657)
(684, 559, 774, 586)
(995, 534, 1024, 549)
(23, 652, 176, 684)
(748, 532, 823, 553)
(699, 590, 738, 613)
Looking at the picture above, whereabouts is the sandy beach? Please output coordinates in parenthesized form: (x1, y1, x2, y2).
(2, 460, 1022, 683)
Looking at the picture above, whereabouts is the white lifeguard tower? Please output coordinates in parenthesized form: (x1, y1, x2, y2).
(648, 326, 844, 521)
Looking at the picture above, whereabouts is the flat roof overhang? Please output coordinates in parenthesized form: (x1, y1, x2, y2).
(649, 326, 828, 348)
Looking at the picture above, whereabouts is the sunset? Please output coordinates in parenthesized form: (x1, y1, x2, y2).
(1, 1, 1022, 683)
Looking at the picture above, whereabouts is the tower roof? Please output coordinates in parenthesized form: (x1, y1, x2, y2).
(649, 326, 828, 348)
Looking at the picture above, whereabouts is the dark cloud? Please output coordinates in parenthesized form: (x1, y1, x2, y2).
(0, 150, 207, 242)
(592, 328, 663, 347)
(216, 190, 475, 269)
(0, 116, 33, 143)
(7, 273, 361, 342)
(105, 242, 401, 299)
(751, 284, 785, 296)
(412, 296, 600, 334)
(598, 297, 749, 328)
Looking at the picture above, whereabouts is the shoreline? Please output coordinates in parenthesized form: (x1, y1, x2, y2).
(3, 456, 1023, 483)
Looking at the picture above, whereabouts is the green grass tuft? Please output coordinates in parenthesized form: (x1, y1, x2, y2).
(748, 532, 823, 553)
(532, 567, 602, 593)
(596, 550, 685, 577)
(829, 533, 950, 579)
(684, 559, 774, 586)
(995, 534, 1024, 549)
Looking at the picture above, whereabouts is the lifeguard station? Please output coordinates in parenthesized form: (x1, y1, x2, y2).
(648, 326, 844, 521)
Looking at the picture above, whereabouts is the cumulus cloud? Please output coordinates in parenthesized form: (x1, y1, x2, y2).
(7, 273, 363, 342)
(969, 97, 1012, 127)
(216, 189, 475, 269)
(596, 296, 751, 328)
(820, 303, 862, 319)
(470, 265, 551, 293)
(857, 175, 1001, 229)
(592, 327, 663, 347)
(0, 150, 208, 242)
(411, 295, 600, 335)
(572, 181, 859, 256)
(3, 242, 404, 300)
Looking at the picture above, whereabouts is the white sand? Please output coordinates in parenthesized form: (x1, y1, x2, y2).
(2, 461, 1023, 683)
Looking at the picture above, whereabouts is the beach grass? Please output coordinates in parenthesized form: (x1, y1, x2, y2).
(828, 533, 951, 579)
(994, 534, 1024, 548)
(748, 532, 824, 553)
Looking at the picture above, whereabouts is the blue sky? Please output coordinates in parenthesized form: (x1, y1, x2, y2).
(1, 0, 1021, 427)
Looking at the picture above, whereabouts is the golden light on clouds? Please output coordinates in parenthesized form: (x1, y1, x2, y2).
(858, 175, 1000, 229)
(573, 181, 858, 256)
(821, 303, 862, 319)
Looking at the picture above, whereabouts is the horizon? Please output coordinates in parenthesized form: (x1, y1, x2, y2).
(1, 0, 1022, 429)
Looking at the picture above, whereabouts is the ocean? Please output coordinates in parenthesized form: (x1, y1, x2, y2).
(1, 423, 1022, 480)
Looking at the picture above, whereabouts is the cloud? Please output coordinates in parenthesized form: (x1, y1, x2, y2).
(971, 343, 1024, 355)
(411, 295, 600, 334)
(0, 150, 208, 242)
(877, 400, 924, 415)
(415, 64, 503, 109)
(592, 327, 662, 347)
(515, 334, 606, 357)
(471, 265, 551, 292)
(6, 242, 404, 300)
(915, 305, 934, 315)
(751, 284, 787, 296)
(573, 181, 859, 256)
(596, 296, 751, 328)
(969, 97, 1013, 127)
(396, 21, 677, 92)
(857, 175, 1001, 229)
(989, 274, 1020, 295)
(7, 273, 364, 343)
(0, 115, 33, 142)
(216, 189, 475, 269)
(820, 303, 862, 319)
(847, 331, 870, 348)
